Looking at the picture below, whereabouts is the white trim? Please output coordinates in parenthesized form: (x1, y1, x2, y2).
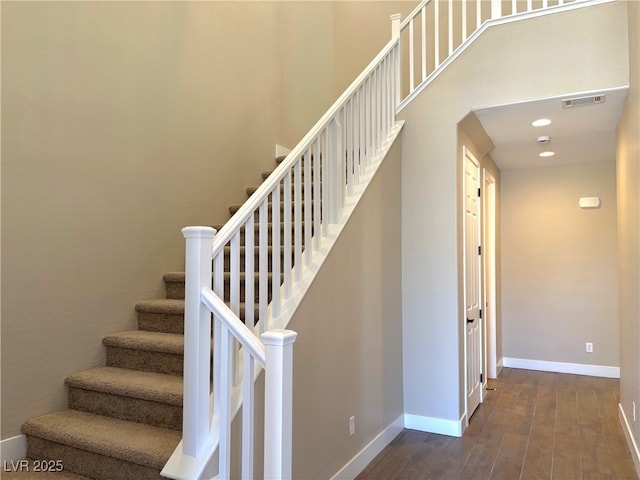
(497, 357, 504, 375)
(0, 435, 27, 463)
(330, 415, 404, 480)
(403, 413, 464, 438)
(502, 357, 619, 378)
(275, 144, 291, 158)
(619, 403, 640, 477)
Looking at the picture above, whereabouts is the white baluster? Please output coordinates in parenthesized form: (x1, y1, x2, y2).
(181, 226, 215, 457)
(421, 7, 427, 82)
(259, 200, 268, 333)
(272, 185, 281, 317)
(218, 324, 233, 479)
(244, 217, 254, 327)
(313, 138, 321, 251)
(304, 148, 312, 264)
(434, 0, 440, 67)
(492, 0, 503, 18)
(262, 329, 298, 480)
(241, 348, 255, 480)
(294, 160, 302, 281)
(283, 171, 292, 298)
(328, 117, 342, 225)
(409, 19, 415, 93)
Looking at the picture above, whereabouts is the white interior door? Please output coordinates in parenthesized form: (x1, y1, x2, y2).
(464, 148, 482, 421)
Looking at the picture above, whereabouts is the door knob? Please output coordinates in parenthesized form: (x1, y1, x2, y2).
(467, 318, 474, 324)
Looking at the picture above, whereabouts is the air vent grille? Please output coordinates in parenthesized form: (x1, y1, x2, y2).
(561, 95, 606, 108)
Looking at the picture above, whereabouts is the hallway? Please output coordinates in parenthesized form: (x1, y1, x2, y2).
(357, 368, 639, 479)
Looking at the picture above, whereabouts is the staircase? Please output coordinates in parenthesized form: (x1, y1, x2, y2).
(10, 156, 288, 480)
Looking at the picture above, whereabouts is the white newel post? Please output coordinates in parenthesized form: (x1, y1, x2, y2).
(181, 226, 216, 457)
(262, 329, 298, 480)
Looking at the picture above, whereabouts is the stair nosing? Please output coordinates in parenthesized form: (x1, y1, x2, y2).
(65, 367, 182, 406)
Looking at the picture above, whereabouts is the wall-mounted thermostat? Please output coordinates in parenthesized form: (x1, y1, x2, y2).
(579, 197, 601, 209)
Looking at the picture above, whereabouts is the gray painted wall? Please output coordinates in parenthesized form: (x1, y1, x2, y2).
(501, 163, 619, 367)
(617, 0, 640, 470)
(398, 1, 629, 425)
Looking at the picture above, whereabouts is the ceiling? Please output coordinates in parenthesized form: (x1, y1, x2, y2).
(473, 87, 628, 171)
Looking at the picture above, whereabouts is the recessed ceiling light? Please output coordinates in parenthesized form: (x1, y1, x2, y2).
(539, 151, 555, 157)
(532, 118, 552, 127)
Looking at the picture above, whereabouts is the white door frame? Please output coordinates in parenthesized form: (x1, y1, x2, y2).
(483, 170, 497, 380)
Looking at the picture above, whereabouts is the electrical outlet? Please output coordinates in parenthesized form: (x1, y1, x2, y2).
(585, 342, 593, 353)
(349, 416, 355, 437)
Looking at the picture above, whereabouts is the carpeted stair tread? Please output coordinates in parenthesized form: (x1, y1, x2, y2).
(102, 330, 183, 354)
(135, 299, 184, 315)
(22, 410, 181, 470)
(65, 367, 182, 406)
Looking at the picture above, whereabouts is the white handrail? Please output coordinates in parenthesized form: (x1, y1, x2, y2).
(211, 35, 400, 253)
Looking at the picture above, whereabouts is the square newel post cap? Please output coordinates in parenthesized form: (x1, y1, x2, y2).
(261, 329, 298, 346)
(182, 226, 217, 239)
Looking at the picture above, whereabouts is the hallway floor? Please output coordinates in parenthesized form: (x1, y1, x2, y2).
(356, 368, 639, 479)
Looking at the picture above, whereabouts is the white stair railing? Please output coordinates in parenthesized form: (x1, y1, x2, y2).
(162, 18, 403, 480)
(397, 0, 596, 110)
(163, 226, 297, 480)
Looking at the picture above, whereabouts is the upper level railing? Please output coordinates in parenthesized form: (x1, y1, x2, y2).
(397, 0, 594, 110)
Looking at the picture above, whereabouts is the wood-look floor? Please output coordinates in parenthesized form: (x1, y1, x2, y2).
(357, 368, 639, 480)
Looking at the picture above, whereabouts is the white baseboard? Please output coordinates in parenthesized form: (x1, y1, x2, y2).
(502, 357, 619, 378)
(330, 415, 404, 480)
(404, 413, 464, 438)
(496, 357, 504, 376)
(619, 403, 640, 477)
(0, 435, 26, 463)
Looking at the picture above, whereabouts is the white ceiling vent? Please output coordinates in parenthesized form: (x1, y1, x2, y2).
(561, 94, 606, 108)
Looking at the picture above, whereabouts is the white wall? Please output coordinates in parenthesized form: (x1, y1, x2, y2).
(398, 1, 629, 427)
(501, 163, 619, 369)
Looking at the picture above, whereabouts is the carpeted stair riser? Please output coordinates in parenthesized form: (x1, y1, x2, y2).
(163, 272, 274, 303)
(136, 299, 260, 328)
(26, 437, 164, 480)
(65, 367, 183, 431)
(212, 222, 312, 247)
(134, 299, 186, 334)
(105, 346, 183, 376)
(228, 201, 316, 221)
(103, 331, 184, 376)
(67, 388, 182, 431)
(246, 183, 320, 197)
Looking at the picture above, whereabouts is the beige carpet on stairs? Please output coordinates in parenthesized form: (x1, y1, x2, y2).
(13, 155, 287, 479)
